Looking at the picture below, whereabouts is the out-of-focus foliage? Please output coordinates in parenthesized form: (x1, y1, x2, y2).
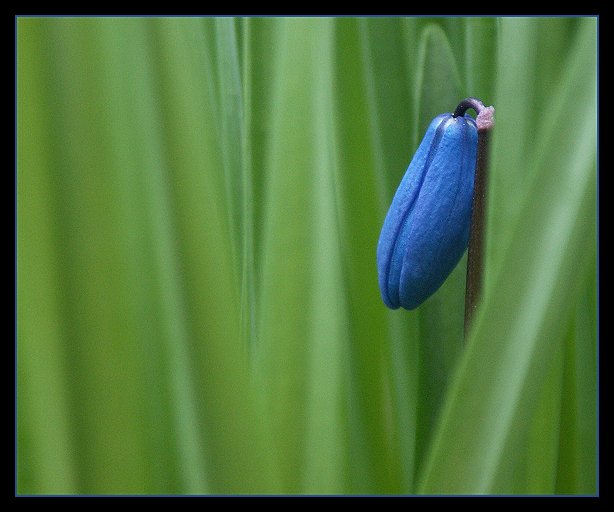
(17, 17, 597, 494)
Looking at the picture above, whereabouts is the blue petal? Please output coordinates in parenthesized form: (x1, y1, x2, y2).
(376, 113, 478, 310)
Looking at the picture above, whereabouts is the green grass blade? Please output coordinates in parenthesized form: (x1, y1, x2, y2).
(555, 245, 597, 493)
(149, 18, 275, 493)
(463, 17, 497, 104)
(253, 18, 357, 493)
(17, 20, 79, 494)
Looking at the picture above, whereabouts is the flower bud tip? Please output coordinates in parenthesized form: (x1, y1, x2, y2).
(476, 106, 495, 131)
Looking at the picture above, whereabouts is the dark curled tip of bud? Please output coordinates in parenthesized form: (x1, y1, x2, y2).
(454, 97, 495, 131)
(453, 97, 485, 118)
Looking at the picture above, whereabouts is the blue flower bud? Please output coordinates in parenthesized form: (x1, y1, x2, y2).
(377, 112, 478, 310)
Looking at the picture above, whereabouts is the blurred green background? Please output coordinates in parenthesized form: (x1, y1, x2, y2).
(17, 17, 597, 495)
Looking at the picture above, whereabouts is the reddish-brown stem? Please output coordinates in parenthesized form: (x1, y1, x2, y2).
(456, 98, 495, 340)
